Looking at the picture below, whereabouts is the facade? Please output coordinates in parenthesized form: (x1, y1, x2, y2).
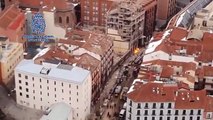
(40, 102, 73, 120)
(156, 0, 177, 27)
(0, 37, 24, 85)
(0, 5, 27, 50)
(106, 0, 145, 54)
(80, 0, 116, 26)
(126, 80, 213, 120)
(33, 46, 101, 102)
(15, 60, 91, 120)
(142, 0, 157, 41)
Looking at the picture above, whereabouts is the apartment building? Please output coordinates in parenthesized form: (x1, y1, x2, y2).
(33, 46, 101, 102)
(143, 27, 213, 94)
(0, 5, 27, 50)
(59, 30, 114, 85)
(141, 0, 157, 41)
(107, 0, 145, 54)
(15, 59, 91, 120)
(156, 0, 177, 27)
(0, 36, 24, 85)
(126, 80, 213, 120)
(80, 0, 116, 26)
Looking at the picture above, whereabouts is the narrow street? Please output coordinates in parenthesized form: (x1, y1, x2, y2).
(90, 49, 144, 120)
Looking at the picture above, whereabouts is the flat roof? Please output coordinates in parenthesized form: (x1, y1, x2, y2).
(15, 60, 90, 84)
(40, 102, 72, 120)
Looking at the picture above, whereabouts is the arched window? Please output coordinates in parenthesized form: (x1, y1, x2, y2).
(59, 17, 62, 23)
(66, 16, 69, 23)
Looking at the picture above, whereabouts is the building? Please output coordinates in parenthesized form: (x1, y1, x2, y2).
(142, 0, 157, 41)
(15, 59, 91, 120)
(193, 1, 213, 32)
(106, 0, 145, 54)
(0, 36, 24, 85)
(33, 46, 101, 102)
(0, 5, 27, 49)
(40, 102, 73, 120)
(156, 0, 177, 28)
(59, 30, 114, 85)
(80, 0, 116, 26)
(126, 79, 213, 120)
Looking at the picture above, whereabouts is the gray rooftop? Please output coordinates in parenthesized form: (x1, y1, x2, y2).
(15, 60, 90, 84)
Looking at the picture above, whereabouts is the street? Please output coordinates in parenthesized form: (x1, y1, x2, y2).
(90, 49, 144, 120)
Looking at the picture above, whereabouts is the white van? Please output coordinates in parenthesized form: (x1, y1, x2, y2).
(119, 109, 126, 118)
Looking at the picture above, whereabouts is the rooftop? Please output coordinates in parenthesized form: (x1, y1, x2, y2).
(15, 60, 90, 84)
(127, 80, 213, 110)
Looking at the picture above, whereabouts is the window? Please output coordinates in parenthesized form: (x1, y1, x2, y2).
(59, 17, 62, 23)
(190, 117, 193, 120)
(152, 110, 155, 115)
(130, 101, 132, 106)
(40, 85, 42, 89)
(40, 91, 42, 95)
(26, 88, 29, 92)
(144, 110, 148, 115)
(62, 89, 64, 93)
(69, 84, 71, 88)
(129, 107, 132, 113)
(54, 88, 56, 91)
(137, 110, 140, 115)
(190, 110, 193, 115)
(32, 77, 34, 81)
(182, 117, 185, 120)
(160, 110, 163, 115)
(168, 103, 171, 108)
(40, 98, 42, 101)
(168, 110, 171, 115)
(167, 117, 170, 120)
(152, 117, 155, 120)
(19, 80, 21, 84)
(47, 80, 49, 83)
(145, 103, 148, 108)
(160, 103, 164, 108)
(77, 92, 78, 95)
(183, 110, 186, 115)
(144, 117, 147, 120)
(20, 92, 22, 96)
(54, 81, 56, 85)
(26, 94, 29, 98)
(19, 86, 22, 90)
(137, 103, 141, 108)
(175, 110, 178, 115)
(77, 99, 78, 102)
(197, 117, 200, 120)
(25, 82, 28, 86)
(197, 110, 201, 115)
(175, 117, 178, 120)
(25, 75, 28, 79)
(153, 103, 156, 108)
(55, 94, 56, 98)
(202, 20, 207, 26)
(137, 117, 140, 120)
(40, 79, 41, 82)
(76, 85, 78, 89)
(61, 83, 63, 86)
(18, 74, 21, 77)
(66, 17, 69, 23)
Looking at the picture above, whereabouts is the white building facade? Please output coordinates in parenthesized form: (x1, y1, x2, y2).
(15, 60, 91, 120)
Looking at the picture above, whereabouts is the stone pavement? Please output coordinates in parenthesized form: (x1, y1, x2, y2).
(0, 86, 42, 120)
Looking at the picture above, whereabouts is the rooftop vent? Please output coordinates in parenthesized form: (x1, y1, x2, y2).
(40, 67, 51, 75)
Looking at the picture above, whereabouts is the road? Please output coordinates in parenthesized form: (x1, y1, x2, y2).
(90, 49, 144, 120)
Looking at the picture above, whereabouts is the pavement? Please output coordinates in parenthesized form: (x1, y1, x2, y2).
(0, 86, 42, 120)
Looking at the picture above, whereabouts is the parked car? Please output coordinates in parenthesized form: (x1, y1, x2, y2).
(103, 99, 109, 107)
(122, 102, 127, 109)
(119, 109, 126, 119)
(115, 86, 122, 97)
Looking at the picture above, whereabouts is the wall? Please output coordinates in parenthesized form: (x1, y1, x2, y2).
(43, 11, 66, 39)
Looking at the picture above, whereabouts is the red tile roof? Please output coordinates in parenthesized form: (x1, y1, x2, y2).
(128, 81, 213, 110)
(0, 5, 25, 30)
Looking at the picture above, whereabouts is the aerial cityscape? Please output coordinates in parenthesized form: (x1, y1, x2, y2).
(0, 0, 212, 120)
